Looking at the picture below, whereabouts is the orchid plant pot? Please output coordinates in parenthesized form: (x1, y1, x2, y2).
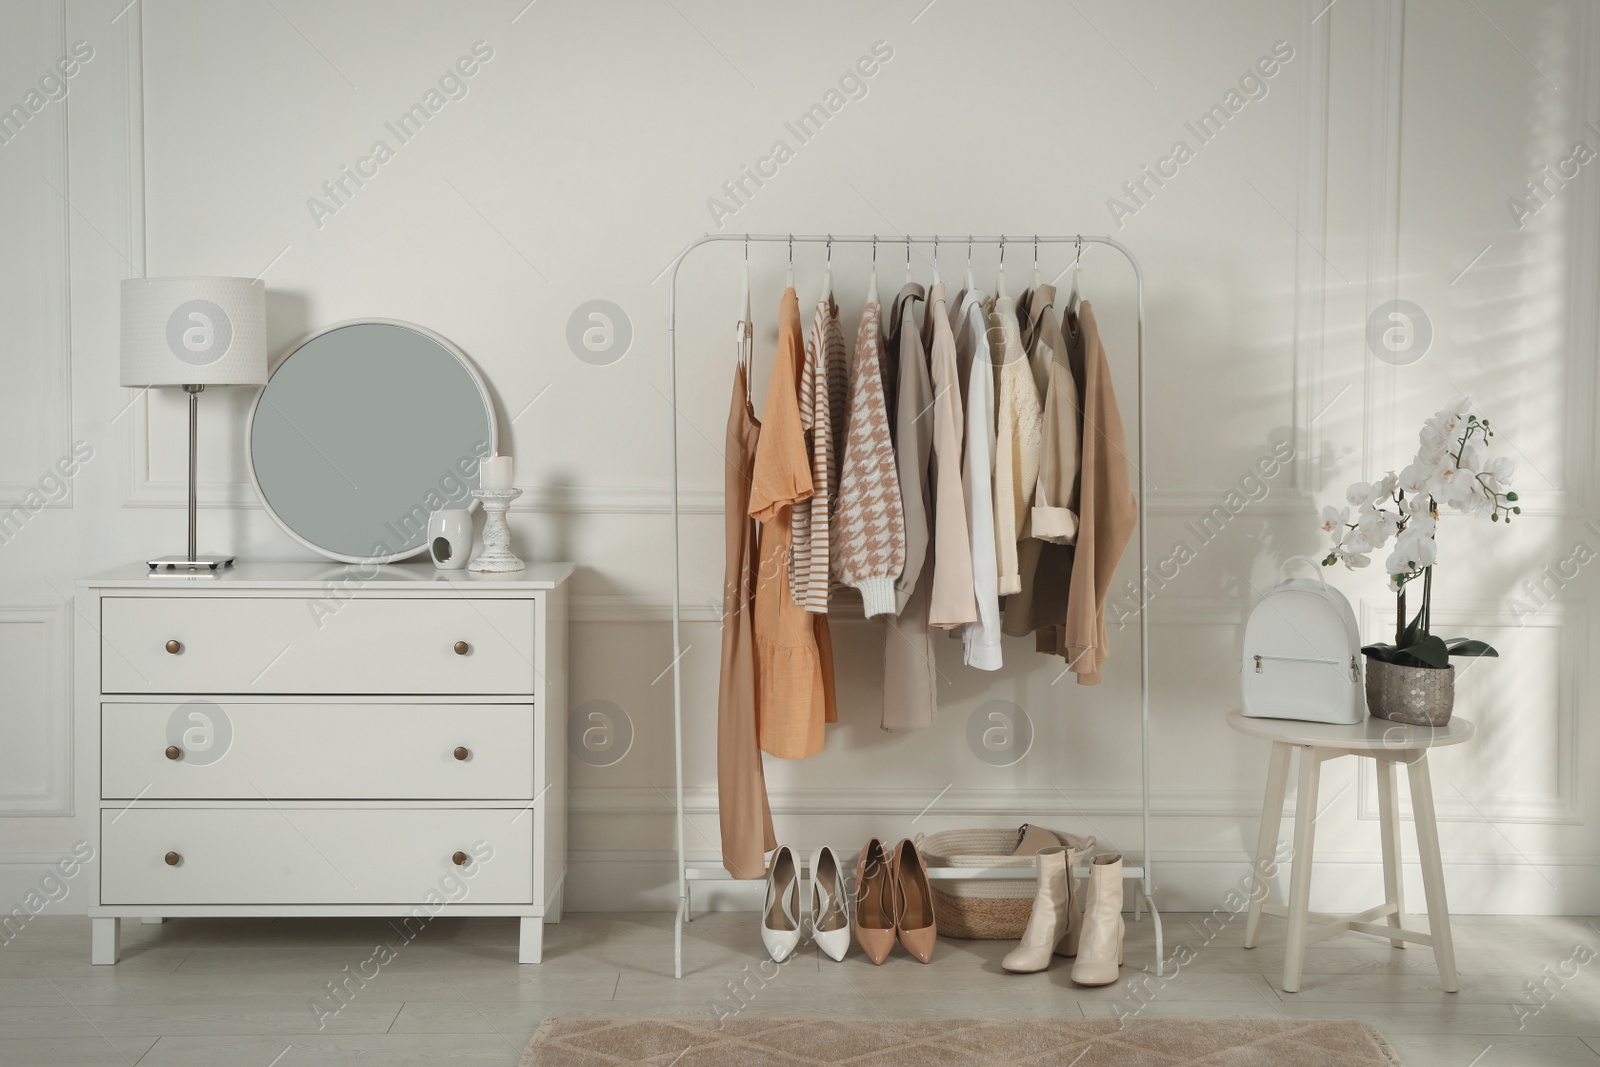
(1365, 656, 1455, 726)
(1320, 397, 1516, 726)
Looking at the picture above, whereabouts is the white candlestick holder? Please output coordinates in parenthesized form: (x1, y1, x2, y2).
(469, 488, 525, 572)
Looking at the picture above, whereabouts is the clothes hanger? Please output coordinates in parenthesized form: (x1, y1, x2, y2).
(868, 235, 878, 306)
(904, 235, 913, 285)
(740, 235, 753, 398)
(996, 236, 1007, 299)
(823, 234, 833, 300)
(1032, 235, 1041, 290)
(932, 235, 941, 287)
(1068, 236, 1083, 313)
(786, 233, 794, 290)
(740, 234, 750, 318)
(964, 235, 976, 294)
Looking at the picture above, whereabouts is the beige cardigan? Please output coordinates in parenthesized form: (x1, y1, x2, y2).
(989, 292, 1043, 596)
(1001, 286, 1070, 639)
(924, 281, 978, 628)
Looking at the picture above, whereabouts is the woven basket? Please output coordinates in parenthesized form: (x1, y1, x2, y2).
(915, 827, 1094, 940)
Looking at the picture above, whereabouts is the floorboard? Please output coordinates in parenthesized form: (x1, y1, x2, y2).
(0, 912, 1593, 1065)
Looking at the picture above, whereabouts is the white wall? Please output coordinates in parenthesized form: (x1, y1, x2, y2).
(2, 0, 1596, 920)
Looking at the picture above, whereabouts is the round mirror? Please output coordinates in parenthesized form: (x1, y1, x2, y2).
(246, 320, 496, 563)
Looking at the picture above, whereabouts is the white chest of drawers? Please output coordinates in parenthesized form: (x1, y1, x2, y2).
(76, 561, 572, 965)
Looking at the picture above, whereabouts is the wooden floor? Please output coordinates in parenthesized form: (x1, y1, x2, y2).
(1, 910, 1597, 1065)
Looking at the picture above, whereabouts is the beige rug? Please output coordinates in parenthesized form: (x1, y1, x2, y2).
(521, 1016, 1402, 1065)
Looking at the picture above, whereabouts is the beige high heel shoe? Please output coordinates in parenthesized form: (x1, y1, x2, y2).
(853, 838, 896, 965)
(892, 838, 937, 964)
(1001, 845, 1071, 973)
(1070, 853, 1125, 986)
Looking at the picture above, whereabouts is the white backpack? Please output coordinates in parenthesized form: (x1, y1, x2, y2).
(1241, 558, 1365, 724)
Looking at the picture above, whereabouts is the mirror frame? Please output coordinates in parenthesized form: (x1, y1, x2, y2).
(244, 318, 498, 564)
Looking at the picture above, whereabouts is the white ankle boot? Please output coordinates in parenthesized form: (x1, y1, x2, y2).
(1070, 853, 1124, 986)
(1001, 846, 1072, 972)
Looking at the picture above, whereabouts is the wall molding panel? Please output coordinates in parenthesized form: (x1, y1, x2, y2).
(0, 0, 75, 509)
(0, 597, 73, 816)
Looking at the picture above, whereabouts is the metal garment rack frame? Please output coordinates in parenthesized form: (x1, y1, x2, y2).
(666, 233, 1161, 980)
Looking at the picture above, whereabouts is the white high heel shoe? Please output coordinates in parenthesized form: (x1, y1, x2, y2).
(810, 846, 851, 962)
(761, 846, 802, 963)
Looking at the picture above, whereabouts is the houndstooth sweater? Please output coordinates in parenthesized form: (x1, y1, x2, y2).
(836, 297, 906, 617)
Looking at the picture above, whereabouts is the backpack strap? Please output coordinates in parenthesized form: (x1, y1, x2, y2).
(1275, 556, 1329, 586)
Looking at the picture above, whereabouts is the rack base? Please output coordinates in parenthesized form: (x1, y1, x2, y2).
(673, 862, 1164, 980)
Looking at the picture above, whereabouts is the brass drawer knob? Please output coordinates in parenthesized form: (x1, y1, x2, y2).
(165, 639, 182, 654)
(454, 746, 470, 761)
(453, 641, 469, 655)
(165, 746, 181, 761)
(164, 851, 181, 866)
(452, 851, 468, 866)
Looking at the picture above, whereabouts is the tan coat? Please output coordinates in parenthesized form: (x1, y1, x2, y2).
(1036, 301, 1137, 685)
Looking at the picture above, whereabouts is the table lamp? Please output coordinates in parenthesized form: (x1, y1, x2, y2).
(121, 277, 268, 569)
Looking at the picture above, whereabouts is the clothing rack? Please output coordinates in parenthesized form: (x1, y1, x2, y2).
(665, 233, 1162, 979)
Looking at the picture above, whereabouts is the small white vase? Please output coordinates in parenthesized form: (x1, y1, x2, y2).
(427, 510, 472, 570)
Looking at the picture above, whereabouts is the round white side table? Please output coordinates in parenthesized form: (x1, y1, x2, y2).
(1225, 710, 1476, 993)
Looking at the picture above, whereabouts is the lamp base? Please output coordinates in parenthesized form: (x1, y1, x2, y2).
(147, 554, 235, 570)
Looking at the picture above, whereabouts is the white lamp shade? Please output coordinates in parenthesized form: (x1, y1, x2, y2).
(120, 277, 268, 386)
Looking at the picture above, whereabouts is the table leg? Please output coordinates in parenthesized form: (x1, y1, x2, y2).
(1376, 757, 1406, 949)
(1282, 746, 1321, 993)
(1244, 741, 1292, 949)
(1407, 753, 1459, 992)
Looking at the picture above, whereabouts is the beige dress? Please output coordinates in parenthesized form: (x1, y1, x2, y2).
(717, 306, 777, 879)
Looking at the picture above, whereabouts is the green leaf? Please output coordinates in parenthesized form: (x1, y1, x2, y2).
(1361, 642, 1399, 661)
(1396, 634, 1450, 668)
(1444, 638, 1498, 658)
(1399, 603, 1427, 647)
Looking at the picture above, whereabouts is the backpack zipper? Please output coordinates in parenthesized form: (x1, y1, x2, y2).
(1254, 653, 1360, 681)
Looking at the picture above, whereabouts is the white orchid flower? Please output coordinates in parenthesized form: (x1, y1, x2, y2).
(1374, 472, 1399, 500)
(1406, 513, 1438, 539)
(1345, 481, 1374, 509)
(1336, 546, 1372, 569)
(1429, 458, 1477, 504)
(1385, 534, 1438, 574)
(1358, 508, 1398, 547)
(1320, 505, 1350, 540)
(1486, 455, 1515, 487)
(1439, 394, 1471, 418)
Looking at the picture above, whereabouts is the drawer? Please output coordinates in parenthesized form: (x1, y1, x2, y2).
(100, 808, 533, 905)
(100, 597, 536, 695)
(102, 703, 535, 800)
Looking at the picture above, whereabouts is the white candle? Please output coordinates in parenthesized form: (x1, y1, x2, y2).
(479, 453, 514, 492)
